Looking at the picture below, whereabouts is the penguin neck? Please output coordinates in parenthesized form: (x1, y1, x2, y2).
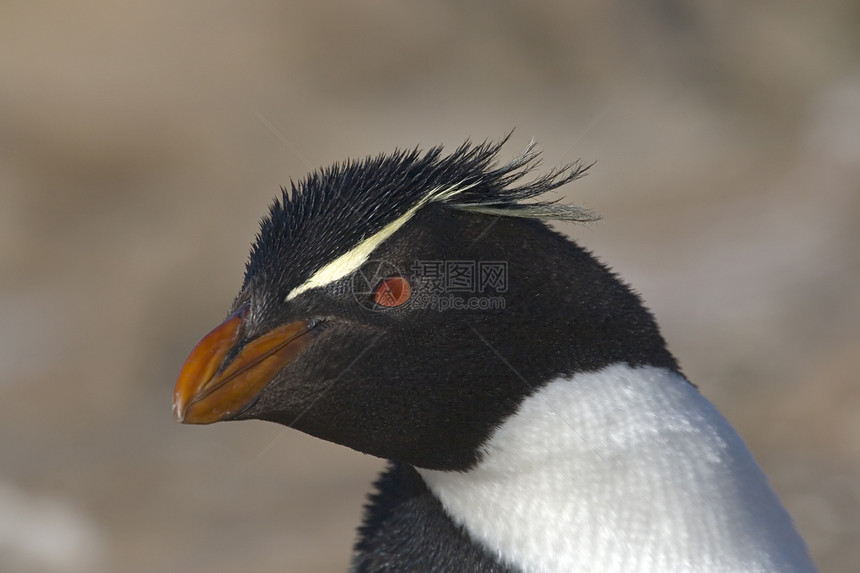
(416, 363, 817, 573)
(351, 463, 520, 573)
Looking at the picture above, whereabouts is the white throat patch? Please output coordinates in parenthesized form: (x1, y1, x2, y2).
(418, 364, 817, 573)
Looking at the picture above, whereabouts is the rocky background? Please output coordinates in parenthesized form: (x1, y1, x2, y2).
(1, 2, 859, 572)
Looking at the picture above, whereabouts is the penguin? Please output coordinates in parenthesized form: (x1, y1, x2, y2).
(173, 138, 819, 572)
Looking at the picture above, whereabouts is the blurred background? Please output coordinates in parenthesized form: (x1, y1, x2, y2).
(1, 1, 859, 572)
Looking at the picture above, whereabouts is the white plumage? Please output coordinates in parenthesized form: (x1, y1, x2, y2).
(419, 364, 818, 573)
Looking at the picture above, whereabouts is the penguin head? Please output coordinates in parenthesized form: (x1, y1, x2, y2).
(173, 139, 677, 470)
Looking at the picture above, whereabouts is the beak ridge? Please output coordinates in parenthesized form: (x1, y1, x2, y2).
(173, 307, 315, 424)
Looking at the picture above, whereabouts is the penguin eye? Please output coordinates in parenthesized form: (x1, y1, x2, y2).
(372, 276, 412, 308)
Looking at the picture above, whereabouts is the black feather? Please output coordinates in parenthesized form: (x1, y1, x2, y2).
(243, 137, 595, 303)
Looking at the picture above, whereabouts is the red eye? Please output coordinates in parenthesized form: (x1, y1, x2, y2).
(373, 276, 412, 308)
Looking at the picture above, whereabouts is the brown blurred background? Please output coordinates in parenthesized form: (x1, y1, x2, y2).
(1, 2, 859, 572)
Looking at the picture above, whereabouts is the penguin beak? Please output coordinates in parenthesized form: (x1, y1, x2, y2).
(173, 306, 316, 424)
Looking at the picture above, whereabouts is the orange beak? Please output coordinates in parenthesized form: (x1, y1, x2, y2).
(173, 306, 317, 424)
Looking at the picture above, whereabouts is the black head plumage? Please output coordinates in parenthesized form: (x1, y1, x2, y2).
(243, 137, 596, 304)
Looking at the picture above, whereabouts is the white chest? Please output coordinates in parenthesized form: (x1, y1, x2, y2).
(418, 364, 817, 573)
